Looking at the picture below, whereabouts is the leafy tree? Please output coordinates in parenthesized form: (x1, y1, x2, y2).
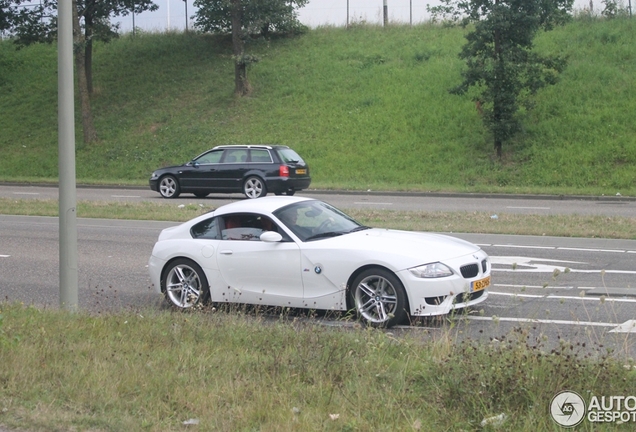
(1, 0, 17, 33)
(429, 0, 573, 158)
(194, 0, 308, 96)
(6, 0, 157, 143)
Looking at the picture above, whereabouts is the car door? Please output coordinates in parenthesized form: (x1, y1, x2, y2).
(179, 149, 224, 190)
(214, 148, 249, 191)
(214, 213, 305, 307)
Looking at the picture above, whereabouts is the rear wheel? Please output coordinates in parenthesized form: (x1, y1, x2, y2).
(243, 176, 267, 199)
(162, 259, 209, 308)
(350, 268, 407, 328)
(159, 175, 180, 198)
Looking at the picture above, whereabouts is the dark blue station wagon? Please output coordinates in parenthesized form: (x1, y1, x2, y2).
(149, 145, 311, 199)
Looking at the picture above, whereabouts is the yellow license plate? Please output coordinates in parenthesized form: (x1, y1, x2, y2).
(295, 169, 307, 175)
(472, 276, 491, 292)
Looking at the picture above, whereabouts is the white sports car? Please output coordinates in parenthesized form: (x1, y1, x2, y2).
(148, 196, 491, 327)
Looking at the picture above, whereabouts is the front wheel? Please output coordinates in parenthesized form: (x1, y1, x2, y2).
(159, 175, 180, 198)
(243, 176, 267, 199)
(162, 259, 209, 308)
(350, 268, 407, 328)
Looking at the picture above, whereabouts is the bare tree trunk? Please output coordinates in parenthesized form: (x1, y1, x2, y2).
(72, 0, 97, 143)
(85, 14, 93, 95)
(231, 0, 250, 96)
(493, 7, 502, 160)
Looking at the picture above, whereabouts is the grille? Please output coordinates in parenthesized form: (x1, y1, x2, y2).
(460, 263, 479, 279)
(481, 259, 488, 273)
(453, 290, 485, 304)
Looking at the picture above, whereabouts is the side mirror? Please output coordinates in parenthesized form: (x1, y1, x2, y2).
(260, 231, 283, 243)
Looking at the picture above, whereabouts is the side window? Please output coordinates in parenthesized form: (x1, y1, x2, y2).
(223, 149, 248, 164)
(190, 217, 221, 240)
(221, 214, 283, 241)
(194, 150, 223, 165)
(250, 149, 273, 163)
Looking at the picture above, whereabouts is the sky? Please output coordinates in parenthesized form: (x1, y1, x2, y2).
(117, 0, 597, 33)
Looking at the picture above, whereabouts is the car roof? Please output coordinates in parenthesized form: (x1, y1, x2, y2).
(213, 196, 314, 216)
(211, 144, 290, 150)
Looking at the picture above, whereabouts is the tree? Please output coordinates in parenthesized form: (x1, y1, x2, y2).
(1, 0, 16, 33)
(429, 0, 573, 158)
(194, 0, 308, 96)
(6, 0, 157, 143)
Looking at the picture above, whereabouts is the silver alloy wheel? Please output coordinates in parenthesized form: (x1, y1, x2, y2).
(165, 263, 204, 308)
(159, 176, 179, 198)
(243, 176, 266, 199)
(354, 274, 399, 324)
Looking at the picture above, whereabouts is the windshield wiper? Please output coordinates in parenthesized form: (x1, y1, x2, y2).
(305, 231, 344, 241)
(349, 226, 371, 233)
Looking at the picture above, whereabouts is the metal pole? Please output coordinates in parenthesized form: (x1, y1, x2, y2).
(346, 0, 349, 28)
(57, 0, 79, 312)
(383, 0, 388, 26)
(410, 0, 412, 26)
(184, 0, 188, 31)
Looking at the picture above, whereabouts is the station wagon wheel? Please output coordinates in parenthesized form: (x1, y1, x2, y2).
(243, 176, 267, 199)
(351, 268, 407, 328)
(159, 175, 181, 198)
(162, 259, 209, 308)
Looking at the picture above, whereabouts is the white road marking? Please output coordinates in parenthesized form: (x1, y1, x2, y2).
(477, 244, 636, 254)
(464, 315, 618, 328)
(610, 320, 636, 333)
(489, 256, 636, 274)
(12, 192, 40, 195)
(489, 291, 636, 303)
(495, 283, 621, 291)
(0, 254, 10, 258)
(506, 206, 551, 210)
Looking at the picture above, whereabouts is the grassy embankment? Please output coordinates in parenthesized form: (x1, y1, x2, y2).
(0, 17, 635, 195)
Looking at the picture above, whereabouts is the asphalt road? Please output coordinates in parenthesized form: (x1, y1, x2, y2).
(3, 183, 636, 216)
(1, 186, 635, 357)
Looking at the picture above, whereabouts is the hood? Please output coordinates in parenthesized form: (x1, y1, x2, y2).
(313, 228, 481, 268)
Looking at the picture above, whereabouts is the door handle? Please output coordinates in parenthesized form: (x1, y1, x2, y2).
(220, 250, 233, 255)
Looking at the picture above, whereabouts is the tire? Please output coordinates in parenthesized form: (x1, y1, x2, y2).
(162, 258, 210, 308)
(286, 190, 296, 196)
(159, 175, 181, 198)
(193, 192, 209, 198)
(350, 268, 407, 328)
(243, 176, 267, 199)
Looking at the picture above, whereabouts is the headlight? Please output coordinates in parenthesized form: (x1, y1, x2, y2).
(150, 172, 159, 179)
(409, 262, 453, 278)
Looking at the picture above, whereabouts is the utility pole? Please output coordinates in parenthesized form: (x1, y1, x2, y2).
(184, 0, 188, 31)
(383, 0, 388, 26)
(57, 0, 79, 312)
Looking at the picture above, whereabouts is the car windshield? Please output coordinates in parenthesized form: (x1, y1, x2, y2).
(273, 200, 368, 242)
(278, 148, 304, 164)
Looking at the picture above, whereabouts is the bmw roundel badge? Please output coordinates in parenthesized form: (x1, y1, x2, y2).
(314, 266, 322, 274)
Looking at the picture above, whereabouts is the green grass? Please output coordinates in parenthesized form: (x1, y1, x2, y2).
(1, 303, 634, 431)
(0, 18, 635, 195)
